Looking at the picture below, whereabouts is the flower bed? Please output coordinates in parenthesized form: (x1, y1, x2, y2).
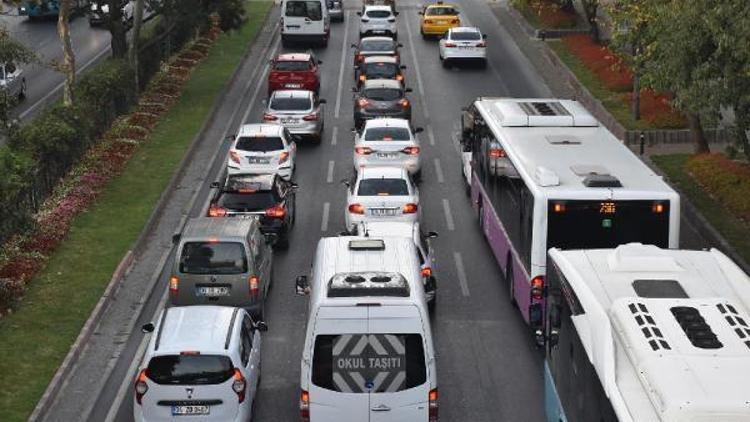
(686, 153, 750, 222)
(0, 23, 224, 316)
(514, 0, 577, 29)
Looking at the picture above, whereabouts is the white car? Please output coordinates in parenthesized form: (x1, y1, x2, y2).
(358, 5, 398, 39)
(344, 166, 420, 230)
(353, 118, 423, 178)
(227, 123, 297, 180)
(134, 306, 267, 422)
(439, 26, 487, 67)
(0, 62, 26, 102)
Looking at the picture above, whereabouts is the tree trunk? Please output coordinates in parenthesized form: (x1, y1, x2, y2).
(632, 73, 641, 121)
(129, 0, 145, 92)
(687, 113, 710, 154)
(734, 106, 750, 163)
(57, 0, 75, 107)
(108, 0, 128, 59)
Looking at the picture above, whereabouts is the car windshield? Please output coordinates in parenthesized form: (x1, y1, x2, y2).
(179, 241, 247, 274)
(363, 62, 398, 78)
(274, 60, 312, 71)
(366, 10, 391, 18)
(286, 1, 323, 20)
(270, 96, 312, 111)
(363, 127, 411, 141)
(147, 355, 234, 385)
(236, 136, 284, 152)
(364, 88, 402, 101)
(361, 40, 395, 52)
(427, 6, 457, 16)
(358, 178, 409, 196)
(452, 31, 480, 40)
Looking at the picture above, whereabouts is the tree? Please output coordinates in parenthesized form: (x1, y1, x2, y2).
(129, 0, 146, 91)
(57, 0, 76, 106)
(580, 0, 600, 42)
(106, 0, 129, 59)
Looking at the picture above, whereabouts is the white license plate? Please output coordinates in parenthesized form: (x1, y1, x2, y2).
(172, 405, 210, 416)
(248, 157, 270, 164)
(376, 153, 398, 158)
(459, 46, 473, 49)
(281, 118, 299, 124)
(285, 83, 302, 88)
(197, 286, 230, 297)
(371, 208, 398, 216)
(373, 29, 386, 34)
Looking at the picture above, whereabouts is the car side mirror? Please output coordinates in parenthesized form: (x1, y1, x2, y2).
(210, 181, 220, 189)
(254, 321, 269, 332)
(426, 231, 439, 238)
(397, 43, 404, 48)
(141, 322, 155, 333)
(548, 329, 559, 348)
(172, 233, 181, 244)
(356, 11, 362, 15)
(319, 98, 327, 104)
(483, 34, 488, 39)
(394, 11, 399, 16)
(340, 179, 351, 188)
(400, 65, 407, 69)
(351, 87, 358, 93)
(418, 11, 423, 15)
(296, 275, 310, 296)
(318, 59, 323, 64)
(225, 134, 236, 141)
(351, 43, 358, 48)
(414, 127, 424, 134)
(405, 88, 413, 93)
(289, 182, 300, 190)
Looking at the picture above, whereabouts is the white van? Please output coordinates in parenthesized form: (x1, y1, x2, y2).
(295, 237, 438, 422)
(281, 0, 330, 48)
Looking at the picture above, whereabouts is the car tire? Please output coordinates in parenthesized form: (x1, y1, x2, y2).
(413, 169, 422, 184)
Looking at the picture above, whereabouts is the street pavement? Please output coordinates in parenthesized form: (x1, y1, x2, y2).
(36, 1, 714, 421)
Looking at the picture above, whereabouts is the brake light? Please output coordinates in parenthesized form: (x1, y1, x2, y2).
(279, 151, 290, 163)
(265, 206, 286, 218)
(230, 150, 241, 164)
(263, 112, 278, 121)
(531, 276, 544, 301)
(359, 74, 366, 82)
(356, 54, 364, 62)
(348, 203, 365, 214)
(429, 388, 438, 422)
(232, 368, 247, 403)
(403, 203, 418, 214)
(652, 202, 665, 213)
(135, 369, 148, 405)
(303, 112, 319, 121)
(358, 98, 370, 108)
(249, 275, 260, 296)
(552, 202, 566, 213)
(451, 19, 459, 24)
(489, 148, 505, 158)
(396, 74, 404, 82)
(398, 98, 410, 107)
(169, 276, 179, 296)
(300, 389, 310, 422)
(355, 146, 373, 155)
(445, 42, 456, 48)
(421, 267, 432, 278)
(477, 40, 486, 48)
(208, 205, 227, 217)
(402, 146, 420, 155)
(424, 19, 433, 24)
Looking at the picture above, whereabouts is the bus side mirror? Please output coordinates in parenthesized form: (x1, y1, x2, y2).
(141, 323, 155, 333)
(254, 321, 269, 332)
(210, 181, 220, 189)
(426, 231, 439, 238)
(296, 275, 310, 295)
(548, 330, 560, 348)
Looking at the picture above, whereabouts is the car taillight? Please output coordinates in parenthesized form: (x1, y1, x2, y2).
(265, 206, 286, 218)
(208, 205, 227, 217)
(445, 42, 456, 48)
(355, 146, 373, 155)
(424, 19, 433, 24)
(303, 112, 319, 121)
(232, 368, 247, 403)
(300, 389, 310, 422)
(135, 369, 148, 405)
(451, 19, 459, 24)
(429, 388, 438, 422)
(403, 203, 418, 214)
(477, 41, 486, 48)
(421, 267, 432, 278)
(396, 74, 404, 82)
(398, 98, 410, 107)
(402, 146, 420, 155)
(357, 98, 370, 108)
(169, 276, 179, 296)
(263, 112, 278, 121)
(279, 151, 290, 163)
(359, 74, 366, 82)
(230, 150, 241, 164)
(356, 54, 364, 63)
(248, 275, 260, 296)
(348, 203, 365, 214)
(531, 276, 544, 301)
(489, 147, 506, 158)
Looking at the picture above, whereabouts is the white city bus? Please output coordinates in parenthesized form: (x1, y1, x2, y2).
(460, 98, 680, 338)
(544, 244, 750, 422)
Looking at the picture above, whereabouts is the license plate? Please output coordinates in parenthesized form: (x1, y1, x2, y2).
(371, 208, 398, 216)
(437, 20, 447, 24)
(459, 46, 473, 49)
(285, 83, 302, 88)
(197, 286, 230, 297)
(373, 30, 386, 34)
(248, 157, 270, 164)
(376, 153, 398, 158)
(172, 405, 210, 416)
(281, 118, 299, 124)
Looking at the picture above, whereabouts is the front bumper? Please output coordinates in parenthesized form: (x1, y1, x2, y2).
(354, 155, 421, 174)
(354, 108, 411, 126)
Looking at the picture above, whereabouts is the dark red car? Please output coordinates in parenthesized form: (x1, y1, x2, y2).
(267, 53, 322, 96)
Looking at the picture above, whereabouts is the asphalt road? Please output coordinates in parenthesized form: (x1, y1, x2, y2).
(43, 1, 713, 421)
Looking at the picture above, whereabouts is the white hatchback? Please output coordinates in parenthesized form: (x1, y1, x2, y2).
(344, 166, 420, 230)
(227, 124, 297, 180)
(353, 118, 423, 178)
(358, 5, 398, 39)
(438, 27, 487, 66)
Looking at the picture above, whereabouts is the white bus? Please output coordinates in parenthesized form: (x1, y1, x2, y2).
(459, 98, 680, 338)
(544, 243, 750, 422)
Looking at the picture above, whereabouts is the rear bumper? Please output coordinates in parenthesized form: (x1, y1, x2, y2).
(283, 121, 323, 137)
(442, 49, 487, 60)
(422, 24, 457, 35)
(281, 33, 328, 43)
(268, 81, 318, 94)
(354, 155, 421, 174)
(329, 9, 344, 20)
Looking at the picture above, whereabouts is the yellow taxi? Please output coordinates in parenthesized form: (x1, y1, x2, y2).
(419, 2, 461, 37)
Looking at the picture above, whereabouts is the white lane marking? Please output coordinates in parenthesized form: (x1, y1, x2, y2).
(427, 125, 436, 146)
(434, 158, 445, 184)
(331, 125, 338, 146)
(403, 9, 429, 120)
(442, 198, 455, 231)
(321, 202, 330, 232)
(326, 160, 335, 183)
(334, 10, 351, 118)
(453, 251, 470, 297)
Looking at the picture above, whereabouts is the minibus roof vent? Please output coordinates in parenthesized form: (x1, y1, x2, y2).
(628, 302, 671, 352)
(328, 272, 409, 298)
(582, 173, 622, 188)
(671, 306, 723, 349)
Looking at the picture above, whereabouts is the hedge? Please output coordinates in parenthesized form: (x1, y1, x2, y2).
(686, 154, 750, 222)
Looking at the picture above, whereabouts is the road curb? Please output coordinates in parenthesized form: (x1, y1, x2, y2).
(27, 4, 278, 421)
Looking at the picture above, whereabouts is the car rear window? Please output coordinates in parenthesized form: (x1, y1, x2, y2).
(366, 10, 391, 18)
(364, 88, 402, 101)
(218, 192, 278, 212)
(179, 241, 247, 274)
(236, 136, 284, 152)
(363, 63, 398, 78)
(361, 40, 395, 52)
(451, 31, 480, 41)
(147, 355, 234, 385)
(312, 334, 426, 393)
(358, 178, 409, 196)
(270, 97, 312, 111)
(363, 127, 411, 141)
(286, 1, 322, 20)
(427, 6, 457, 16)
(273, 60, 313, 71)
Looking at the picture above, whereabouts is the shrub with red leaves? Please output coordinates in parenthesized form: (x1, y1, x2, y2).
(687, 154, 750, 222)
(623, 90, 686, 129)
(562, 34, 633, 92)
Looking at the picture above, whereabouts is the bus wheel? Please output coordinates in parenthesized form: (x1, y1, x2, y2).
(506, 255, 517, 307)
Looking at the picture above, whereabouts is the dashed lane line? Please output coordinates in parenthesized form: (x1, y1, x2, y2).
(442, 198, 455, 231)
(321, 202, 331, 232)
(453, 251, 471, 297)
(434, 158, 445, 184)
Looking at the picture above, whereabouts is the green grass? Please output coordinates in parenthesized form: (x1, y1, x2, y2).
(548, 40, 658, 131)
(0, 2, 272, 420)
(652, 154, 750, 264)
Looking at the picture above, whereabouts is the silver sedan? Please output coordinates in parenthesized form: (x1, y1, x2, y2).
(263, 90, 326, 143)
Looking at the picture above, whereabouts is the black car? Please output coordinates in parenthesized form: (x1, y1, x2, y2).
(356, 55, 406, 88)
(353, 79, 412, 129)
(208, 174, 297, 248)
(352, 36, 402, 67)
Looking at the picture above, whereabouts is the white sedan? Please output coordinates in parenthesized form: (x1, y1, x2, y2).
(439, 26, 487, 67)
(353, 118, 423, 178)
(227, 123, 297, 180)
(344, 166, 420, 230)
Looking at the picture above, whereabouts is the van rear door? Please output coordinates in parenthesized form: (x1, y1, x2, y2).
(284, 0, 325, 35)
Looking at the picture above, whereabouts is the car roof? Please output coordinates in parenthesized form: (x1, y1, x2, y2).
(181, 217, 256, 242)
(359, 166, 408, 179)
(363, 117, 411, 129)
(363, 79, 403, 90)
(270, 89, 314, 99)
(237, 123, 285, 137)
(363, 55, 399, 64)
(275, 53, 312, 62)
(363, 5, 393, 12)
(153, 306, 239, 355)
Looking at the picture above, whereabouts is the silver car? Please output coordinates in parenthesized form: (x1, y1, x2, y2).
(327, 0, 343, 22)
(263, 90, 326, 143)
(353, 118, 423, 178)
(0, 62, 26, 102)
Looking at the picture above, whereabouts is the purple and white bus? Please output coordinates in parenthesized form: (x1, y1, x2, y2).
(459, 98, 680, 340)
